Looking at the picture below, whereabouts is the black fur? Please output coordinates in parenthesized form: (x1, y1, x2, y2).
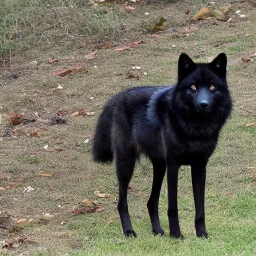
(93, 53, 232, 238)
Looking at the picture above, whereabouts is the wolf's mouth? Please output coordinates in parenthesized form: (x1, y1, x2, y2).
(195, 107, 212, 113)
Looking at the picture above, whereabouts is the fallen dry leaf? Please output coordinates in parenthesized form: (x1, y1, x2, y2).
(54, 146, 63, 151)
(194, 7, 213, 20)
(124, 5, 136, 11)
(149, 34, 160, 38)
(91, 3, 98, 8)
(30, 131, 40, 138)
(114, 45, 131, 51)
(131, 40, 143, 47)
(72, 199, 103, 214)
(57, 111, 63, 116)
(39, 173, 53, 177)
(53, 65, 85, 77)
(16, 219, 28, 224)
(126, 73, 135, 79)
(71, 109, 85, 116)
(96, 207, 105, 213)
(114, 41, 143, 51)
(85, 51, 97, 60)
(183, 24, 199, 34)
(195, 6, 229, 21)
(94, 191, 117, 202)
(242, 53, 256, 63)
(246, 123, 256, 127)
(242, 57, 252, 63)
(126, 73, 139, 80)
(5, 184, 15, 190)
(48, 59, 59, 64)
(71, 111, 80, 117)
(9, 112, 24, 126)
(16, 218, 33, 226)
(71, 209, 85, 215)
(94, 191, 106, 198)
(83, 198, 99, 207)
(53, 69, 72, 77)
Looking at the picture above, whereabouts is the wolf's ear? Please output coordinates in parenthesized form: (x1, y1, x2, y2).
(209, 53, 227, 79)
(178, 53, 197, 82)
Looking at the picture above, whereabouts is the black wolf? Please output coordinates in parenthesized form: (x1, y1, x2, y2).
(93, 53, 232, 238)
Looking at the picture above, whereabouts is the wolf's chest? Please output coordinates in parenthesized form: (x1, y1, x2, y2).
(168, 139, 217, 165)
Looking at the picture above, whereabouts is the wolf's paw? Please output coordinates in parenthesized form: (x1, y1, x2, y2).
(170, 232, 184, 239)
(196, 230, 208, 239)
(153, 227, 164, 236)
(124, 229, 137, 238)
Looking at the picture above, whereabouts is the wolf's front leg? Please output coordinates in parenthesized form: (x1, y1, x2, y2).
(147, 157, 166, 236)
(191, 162, 208, 238)
(167, 158, 183, 239)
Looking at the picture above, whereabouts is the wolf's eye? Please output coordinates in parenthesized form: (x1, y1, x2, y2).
(210, 85, 216, 91)
(191, 85, 197, 91)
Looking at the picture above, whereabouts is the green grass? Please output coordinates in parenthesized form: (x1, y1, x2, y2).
(60, 193, 255, 256)
(17, 154, 40, 165)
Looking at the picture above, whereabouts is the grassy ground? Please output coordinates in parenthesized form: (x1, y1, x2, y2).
(0, 0, 256, 255)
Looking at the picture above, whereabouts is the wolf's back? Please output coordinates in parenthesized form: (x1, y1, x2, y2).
(92, 100, 114, 162)
(92, 86, 168, 163)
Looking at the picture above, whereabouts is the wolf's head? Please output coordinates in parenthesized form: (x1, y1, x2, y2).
(174, 53, 231, 115)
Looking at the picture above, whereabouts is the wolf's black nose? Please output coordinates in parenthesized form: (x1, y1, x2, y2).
(200, 100, 209, 109)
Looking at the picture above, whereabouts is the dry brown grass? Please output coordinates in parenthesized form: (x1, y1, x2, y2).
(0, 1, 256, 255)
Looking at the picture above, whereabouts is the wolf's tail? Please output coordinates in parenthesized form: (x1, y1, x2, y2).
(92, 105, 113, 163)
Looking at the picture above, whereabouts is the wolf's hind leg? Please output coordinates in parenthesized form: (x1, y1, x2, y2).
(116, 147, 137, 237)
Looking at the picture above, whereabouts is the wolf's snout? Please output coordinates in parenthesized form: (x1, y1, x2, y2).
(196, 99, 210, 111)
(200, 100, 209, 109)
(195, 87, 211, 112)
